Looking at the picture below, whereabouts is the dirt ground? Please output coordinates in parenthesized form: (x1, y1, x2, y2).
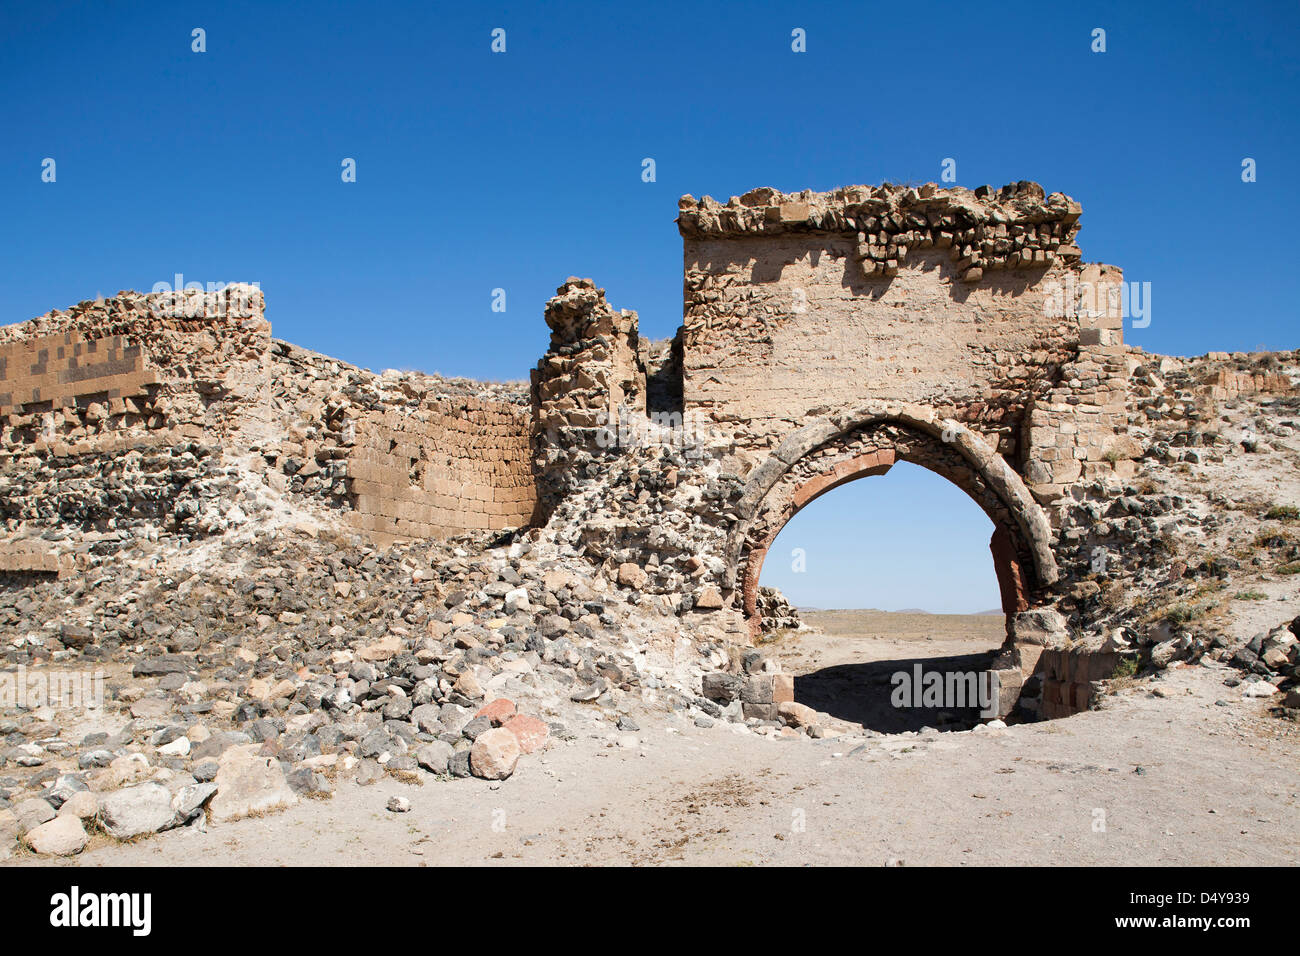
(16, 612, 1300, 867)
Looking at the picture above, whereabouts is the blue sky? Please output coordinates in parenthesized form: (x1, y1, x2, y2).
(2, 0, 1296, 610)
(762, 463, 1003, 614)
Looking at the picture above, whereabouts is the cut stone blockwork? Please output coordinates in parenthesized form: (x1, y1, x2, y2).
(675, 183, 1129, 490)
(0, 541, 74, 579)
(0, 332, 159, 415)
(345, 396, 536, 544)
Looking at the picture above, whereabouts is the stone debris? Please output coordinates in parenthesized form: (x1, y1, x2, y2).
(99, 782, 182, 840)
(469, 728, 521, 781)
(756, 587, 801, 632)
(386, 795, 410, 813)
(1, 179, 1298, 859)
(22, 813, 88, 856)
(209, 745, 298, 824)
(0, 518, 732, 854)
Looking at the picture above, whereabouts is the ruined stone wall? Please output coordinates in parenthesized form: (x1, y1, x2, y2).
(676, 183, 1132, 508)
(0, 289, 538, 548)
(0, 288, 273, 545)
(527, 184, 1130, 627)
(0, 286, 272, 451)
(0, 331, 158, 417)
(522, 181, 1146, 716)
(254, 341, 536, 543)
(530, 278, 645, 518)
(344, 394, 536, 545)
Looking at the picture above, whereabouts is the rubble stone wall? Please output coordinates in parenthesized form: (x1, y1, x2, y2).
(0, 288, 538, 547)
(530, 278, 646, 519)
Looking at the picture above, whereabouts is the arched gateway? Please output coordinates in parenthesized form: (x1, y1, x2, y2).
(530, 179, 1137, 717)
(725, 405, 1059, 637)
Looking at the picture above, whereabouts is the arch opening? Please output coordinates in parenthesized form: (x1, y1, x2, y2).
(731, 416, 1046, 632)
(721, 409, 1060, 723)
(752, 460, 1020, 732)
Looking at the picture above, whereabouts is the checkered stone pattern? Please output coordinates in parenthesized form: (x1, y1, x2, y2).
(0, 331, 158, 415)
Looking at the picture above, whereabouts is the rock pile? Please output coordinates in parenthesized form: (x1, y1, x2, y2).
(0, 508, 736, 857)
(756, 586, 801, 633)
(1226, 616, 1300, 710)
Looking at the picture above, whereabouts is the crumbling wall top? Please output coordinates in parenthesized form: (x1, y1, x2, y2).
(542, 277, 640, 349)
(678, 180, 1082, 258)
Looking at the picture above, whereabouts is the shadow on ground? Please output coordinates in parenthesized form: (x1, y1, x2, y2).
(793, 650, 1001, 734)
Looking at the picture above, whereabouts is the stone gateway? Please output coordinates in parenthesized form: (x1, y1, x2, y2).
(1, 180, 1293, 723)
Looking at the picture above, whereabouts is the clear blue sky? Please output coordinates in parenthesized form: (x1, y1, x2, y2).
(2, 1, 1296, 609)
(762, 464, 1001, 614)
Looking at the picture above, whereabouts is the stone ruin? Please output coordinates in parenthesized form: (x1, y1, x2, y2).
(3, 180, 1298, 727)
(0, 287, 536, 544)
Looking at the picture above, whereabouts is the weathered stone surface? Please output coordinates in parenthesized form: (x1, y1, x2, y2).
(616, 562, 647, 589)
(209, 745, 299, 823)
(14, 797, 56, 833)
(702, 673, 745, 703)
(453, 670, 484, 700)
(99, 783, 177, 839)
(502, 714, 550, 754)
(172, 783, 218, 823)
(415, 740, 455, 775)
(411, 703, 444, 735)
(469, 727, 521, 780)
(777, 701, 819, 729)
(58, 790, 99, 820)
(23, 815, 88, 856)
(475, 698, 516, 726)
(694, 585, 723, 610)
(358, 635, 402, 662)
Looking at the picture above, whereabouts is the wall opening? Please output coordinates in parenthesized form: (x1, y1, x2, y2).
(753, 461, 1014, 732)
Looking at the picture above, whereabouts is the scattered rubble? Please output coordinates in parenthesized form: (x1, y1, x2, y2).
(1, 181, 1297, 860)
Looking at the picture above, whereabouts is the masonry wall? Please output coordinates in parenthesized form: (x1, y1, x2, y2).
(530, 277, 645, 518)
(0, 289, 272, 545)
(0, 288, 539, 548)
(0, 286, 272, 450)
(344, 396, 536, 544)
(0, 332, 158, 416)
(677, 183, 1134, 510)
(682, 237, 1070, 448)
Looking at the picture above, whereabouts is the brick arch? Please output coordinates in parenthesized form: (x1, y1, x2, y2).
(723, 404, 1058, 636)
